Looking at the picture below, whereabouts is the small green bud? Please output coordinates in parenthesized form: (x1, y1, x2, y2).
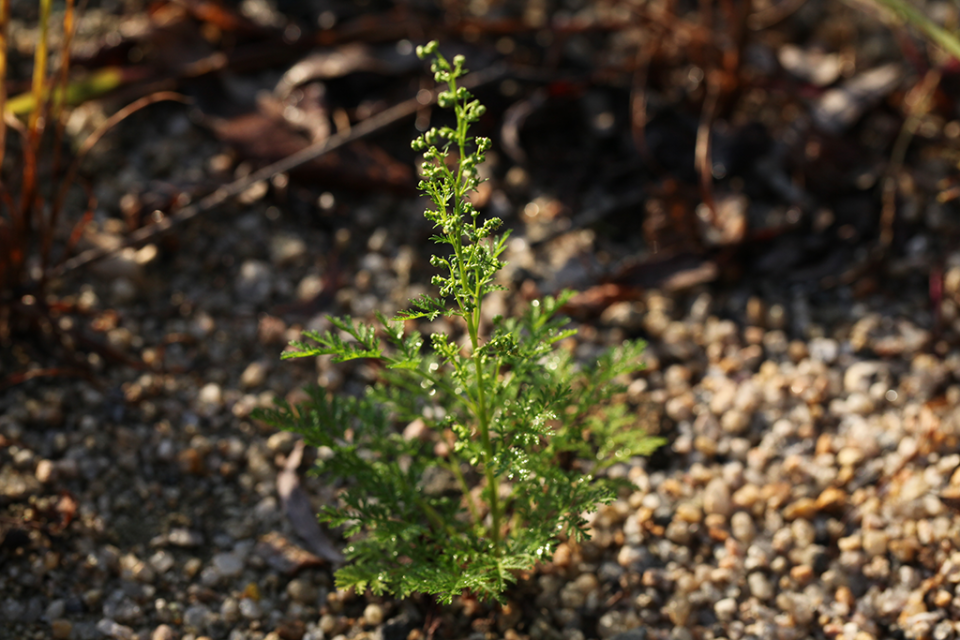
(437, 92, 454, 108)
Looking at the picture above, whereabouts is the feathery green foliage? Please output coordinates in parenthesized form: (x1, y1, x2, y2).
(254, 42, 665, 603)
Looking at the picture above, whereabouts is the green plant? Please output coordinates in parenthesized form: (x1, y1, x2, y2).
(254, 42, 665, 603)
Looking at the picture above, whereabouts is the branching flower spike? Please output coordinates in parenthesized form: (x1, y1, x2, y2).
(254, 42, 666, 604)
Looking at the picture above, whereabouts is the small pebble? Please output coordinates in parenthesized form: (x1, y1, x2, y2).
(363, 603, 384, 626)
(151, 624, 176, 640)
(714, 597, 737, 622)
(212, 552, 245, 578)
(747, 572, 774, 600)
(167, 528, 204, 548)
(35, 459, 56, 483)
(51, 619, 72, 640)
(286, 578, 318, 605)
(703, 478, 733, 518)
(96, 619, 135, 640)
(221, 597, 240, 624)
(730, 511, 756, 543)
(240, 362, 268, 389)
(239, 598, 262, 619)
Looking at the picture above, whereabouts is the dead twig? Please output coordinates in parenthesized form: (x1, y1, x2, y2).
(695, 73, 721, 224)
(52, 64, 507, 278)
(748, 0, 808, 30)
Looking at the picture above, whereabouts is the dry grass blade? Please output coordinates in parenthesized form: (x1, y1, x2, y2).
(695, 75, 720, 224)
(861, 0, 960, 61)
(0, 0, 8, 185)
(43, 0, 78, 271)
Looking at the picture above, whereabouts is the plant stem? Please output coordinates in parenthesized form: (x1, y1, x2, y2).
(446, 70, 503, 556)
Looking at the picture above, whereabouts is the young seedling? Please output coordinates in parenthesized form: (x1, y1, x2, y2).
(254, 41, 665, 603)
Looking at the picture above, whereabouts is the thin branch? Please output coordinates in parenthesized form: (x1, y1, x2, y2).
(51, 64, 506, 278)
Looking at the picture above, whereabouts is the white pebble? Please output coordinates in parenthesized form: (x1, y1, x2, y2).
(239, 598, 262, 619)
(198, 383, 222, 407)
(363, 603, 384, 626)
(715, 597, 738, 622)
(220, 597, 240, 624)
(96, 618, 134, 640)
(35, 459, 56, 483)
(748, 572, 774, 600)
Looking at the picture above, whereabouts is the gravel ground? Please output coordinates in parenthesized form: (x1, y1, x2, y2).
(5, 139, 960, 640)
(5, 10, 960, 640)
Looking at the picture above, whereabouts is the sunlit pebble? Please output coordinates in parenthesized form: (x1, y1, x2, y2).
(240, 362, 267, 389)
(35, 459, 56, 483)
(198, 383, 223, 406)
(363, 603, 384, 626)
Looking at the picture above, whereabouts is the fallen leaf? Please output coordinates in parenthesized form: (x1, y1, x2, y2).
(255, 531, 328, 575)
(277, 440, 344, 563)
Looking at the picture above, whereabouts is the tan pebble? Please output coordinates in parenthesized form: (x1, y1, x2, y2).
(950, 467, 960, 486)
(708, 526, 729, 541)
(694, 435, 718, 456)
(837, 533, 862, 552)
(730, 511, 756, 543)
(51, 620, 72, 640)
(787, 340, 808, 362)
(721, 410, 750, 434)
(762, 483, 792, 509)
(816, 487, 847, 512)
(836, 466, 855, 485)
(854, 632, 876, 640)
(732, 484, 761, 509)
(935, 589, 953, 608)
(240, 362, 267, 389)
(703, 478, 733, 518)
(318, 614, 337, 634)
(552, 543, 571, 567)
(898, 590, 927, 627)
(704, 513, 728, 529)
(783, 498, 818, 521)
(815, 433, 833, 456)
(782, 454, 804, 474)
(835, 585, 855, 607)
(675, 503, 703, 523)
(178, 448, 206, 475)
(836, 447, 864, 467)
(862, 530, 889, 556)
(35, 459, 56, 484)
(744, 326, 764, 344)
(790, 564, 814, 584)
(660, 478, 685, 499)
(889, 538, 920, 562)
